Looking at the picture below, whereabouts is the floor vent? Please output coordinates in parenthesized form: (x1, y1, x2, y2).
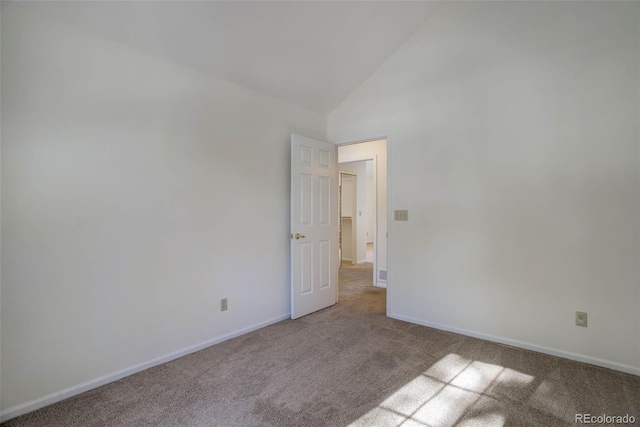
(378, 269, 387, 281)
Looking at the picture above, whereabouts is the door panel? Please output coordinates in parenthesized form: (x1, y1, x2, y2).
(300, 174, 313, 226)
(300, 242, 313, 295)
(319, 176, 330, 225)
(291, 134, 338, 319)
(319, 240, 330, 289)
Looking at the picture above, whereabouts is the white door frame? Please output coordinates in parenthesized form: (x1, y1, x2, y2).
(334, 134, 391, 316)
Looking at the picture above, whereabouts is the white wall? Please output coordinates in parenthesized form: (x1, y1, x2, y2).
(338, 140, 388, 285)
(340, 162, 368, 264)
(365, 161, 375, 243)
(340, 175, 355, 218)
(329, 2, 640, 373)
(1, 3, 325, 416)
(340, 175, 355, 262)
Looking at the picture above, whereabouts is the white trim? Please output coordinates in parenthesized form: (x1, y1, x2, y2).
(0, 314, 290, 422)
(388, 313, 640, 377)
(333, 133, 390, 147)
(376, 276, 388, 288)
(385, 136, 392, 317)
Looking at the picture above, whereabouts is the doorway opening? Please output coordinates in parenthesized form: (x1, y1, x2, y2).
(337, 138, 388, 313)
(289, 134, 389, 319)
(339, 171, 357, 267)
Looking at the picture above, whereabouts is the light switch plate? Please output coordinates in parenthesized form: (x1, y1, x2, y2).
(394, 210, 409, 221)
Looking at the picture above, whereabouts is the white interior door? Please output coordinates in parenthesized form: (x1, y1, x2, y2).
(291, 134, 338, 319)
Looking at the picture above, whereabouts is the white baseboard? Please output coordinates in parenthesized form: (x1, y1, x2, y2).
(356, 259, 369, 265)
(341, 258, 353, 263)
(375, 282, 387, 288)
(388, 313, 640, 377)
(0, 313, 290, 422)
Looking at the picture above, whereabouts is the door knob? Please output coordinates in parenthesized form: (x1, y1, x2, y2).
(295, 233, 306, 240)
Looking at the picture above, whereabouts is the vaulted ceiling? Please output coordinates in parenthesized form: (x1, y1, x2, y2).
(15, 1, 438, 114)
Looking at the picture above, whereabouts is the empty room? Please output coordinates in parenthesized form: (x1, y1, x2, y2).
(1, 1, 639, 426)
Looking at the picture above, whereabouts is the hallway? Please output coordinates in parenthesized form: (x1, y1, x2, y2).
(338, 262, 385, 315)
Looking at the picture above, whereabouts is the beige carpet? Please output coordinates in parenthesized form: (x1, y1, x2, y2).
(3, 263, 639, 426)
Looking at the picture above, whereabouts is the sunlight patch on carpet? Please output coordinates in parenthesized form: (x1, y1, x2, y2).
(347, 353, 535, 427)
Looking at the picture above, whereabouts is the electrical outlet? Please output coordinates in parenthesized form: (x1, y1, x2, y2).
(575, 311, 587, 327)
(394, 210, 409, 221)
(221, 298, 228, 312)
